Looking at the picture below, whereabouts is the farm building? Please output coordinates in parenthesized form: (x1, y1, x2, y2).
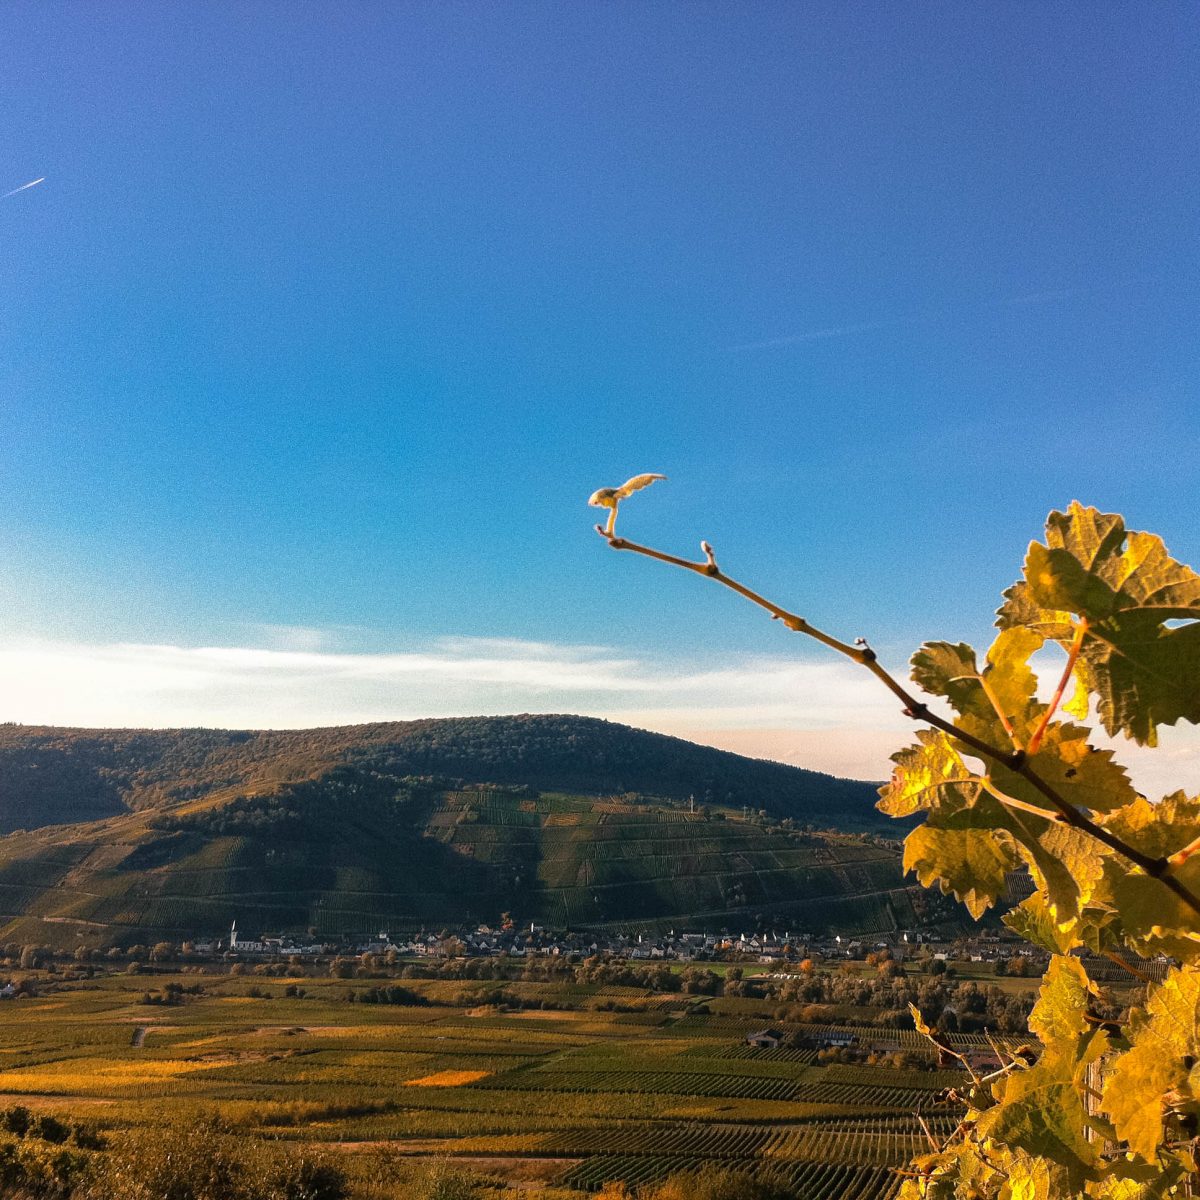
(798, 1030, 856, 1050)
(745, 1028, 785, 1049)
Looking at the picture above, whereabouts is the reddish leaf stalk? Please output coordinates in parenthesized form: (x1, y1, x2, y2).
(1027, 617, 1089, 755)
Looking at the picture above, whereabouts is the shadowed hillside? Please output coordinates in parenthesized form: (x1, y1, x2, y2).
(0, 775, 923, 947)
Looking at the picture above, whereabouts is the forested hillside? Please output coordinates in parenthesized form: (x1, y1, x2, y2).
(0, 715, 883, 834)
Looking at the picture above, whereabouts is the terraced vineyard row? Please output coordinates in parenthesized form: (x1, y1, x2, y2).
(819, 1064, 964, 1090)
(783, 1111, 961, 1137)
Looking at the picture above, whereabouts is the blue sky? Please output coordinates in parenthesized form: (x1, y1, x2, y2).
(1, 5, 1198, 787)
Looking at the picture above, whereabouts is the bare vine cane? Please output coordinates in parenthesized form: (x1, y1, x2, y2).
(593, 523, 1200, 924)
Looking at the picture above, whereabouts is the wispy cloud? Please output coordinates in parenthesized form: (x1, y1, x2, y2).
(0, 634, 1195, 792)
(728, 286, 1088, 352)
(727, 319, 900, 351)
(0, 635, 904, 776)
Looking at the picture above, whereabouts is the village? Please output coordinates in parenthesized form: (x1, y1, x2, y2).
(189, 920, 1171, 987)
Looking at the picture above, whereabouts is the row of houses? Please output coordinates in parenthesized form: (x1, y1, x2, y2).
(203, 922, 1175, 983)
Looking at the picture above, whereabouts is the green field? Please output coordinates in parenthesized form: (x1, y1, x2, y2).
(0, 965, 984, 1198)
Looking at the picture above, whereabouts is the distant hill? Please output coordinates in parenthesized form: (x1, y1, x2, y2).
(0, 715, 885, 834)
(0, 717, 926, 947)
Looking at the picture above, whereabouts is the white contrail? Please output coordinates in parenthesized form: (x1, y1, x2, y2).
(1, 177, 45, 200)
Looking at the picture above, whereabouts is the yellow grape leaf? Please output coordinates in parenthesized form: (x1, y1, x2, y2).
(1063, 671, 1090, 720)
(1027, 955, 1095, 1051)
(907, 1001, 936, 1041)
(1089, 1171, 1184, 1199)
(1101, 791, 1200, 859)
(984, 625, 1044, 730)
(981, 720, 1137, 815)
(978, 1047, 1100, 1188)
(1099, 793, 1200, 956)
(898, 1142, 995, 1200)
(1103, 964, 1200, 1161)
(1003, 893, 1077, 955)
(911, 629, 1042, 741)
(998, 502, 1200, 745)
(876, 729, 982, 818)
(902, 801, 1020, 919)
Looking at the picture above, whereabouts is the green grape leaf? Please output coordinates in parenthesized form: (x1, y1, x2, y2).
(1106, 864, 1200, 961)
(997, 502, 1200, 745)
(1103, 964, 1200, 1161)
(880, 729, 1109, 924)
(877, 729, 982, 818)
(911, 641, 995, 721)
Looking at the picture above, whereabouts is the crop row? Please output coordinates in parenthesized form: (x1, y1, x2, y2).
(659, 1016, 763, 1035)
(761, 1127, 931, 1165)
(819, 1064, 964, 1091)
(790, 1081, 953, 1110)
(539, 1122, 929, 1166)
(690, 1044, 818, 1064)
(473, 1069, 800, 1101)
(792, 1021, 1021, 1053)
(561, 1156, 900, 1199)
(776, 1160, 901, 1200)
(541, 1124, 772, 1159)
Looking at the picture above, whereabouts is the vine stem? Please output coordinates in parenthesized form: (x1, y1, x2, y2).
(979, 675, 1021, 749)
(1098, 947, 1154, 985)
(598, 527, 1200, 924)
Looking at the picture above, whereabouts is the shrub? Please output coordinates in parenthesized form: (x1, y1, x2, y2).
(85, 1119, 346, 1200)
(640, 1165, 794, 1200)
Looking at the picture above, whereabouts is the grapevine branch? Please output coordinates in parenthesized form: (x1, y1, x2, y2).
(597, 527, 1200, 923)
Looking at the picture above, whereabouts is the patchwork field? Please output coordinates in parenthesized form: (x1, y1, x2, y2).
(0, 966, 980, 1198)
